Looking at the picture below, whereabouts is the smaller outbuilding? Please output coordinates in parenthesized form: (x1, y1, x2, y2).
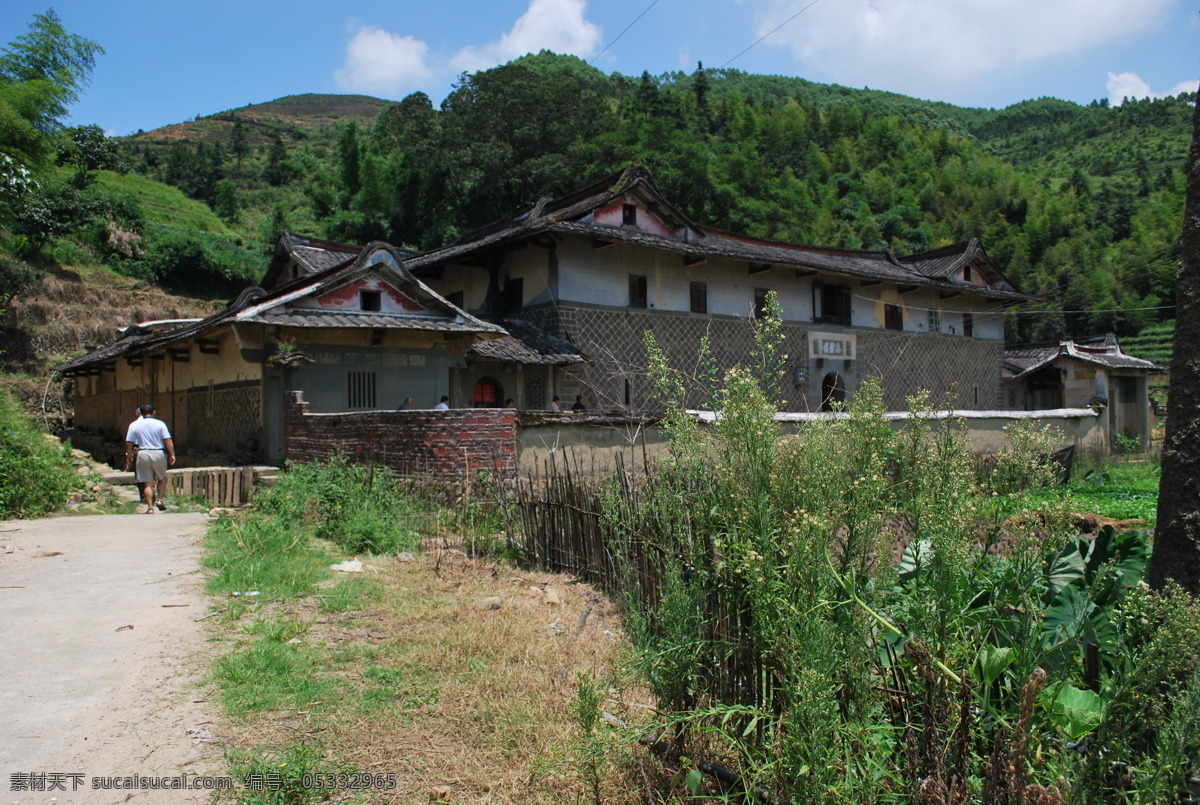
(1003, 334, 1162, 450)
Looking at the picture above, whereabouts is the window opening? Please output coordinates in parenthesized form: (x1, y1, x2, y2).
(347, 371, 377, 408)
(622, 204, 637, 226)
(501, 277, 523, 311)
(753, 288, 770, 319)
(629, 275, 647, 308)
(885, 303, 903, 331)
(690, 281, 707, 314)
(813, 282, 851, 326)
(524, 377, 545, 410)
(360, 290, 381, 312)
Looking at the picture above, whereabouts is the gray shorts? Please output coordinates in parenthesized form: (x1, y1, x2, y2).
(135, 450, 168, 483)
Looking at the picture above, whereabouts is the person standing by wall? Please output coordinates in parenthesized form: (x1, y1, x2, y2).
(434, 396, 450, 410)
(124, 403, 176, 514)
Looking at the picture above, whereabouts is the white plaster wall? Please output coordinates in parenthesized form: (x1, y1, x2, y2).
(437, 264, 491, 310)
(556, 237, 815, 321)
(432, 232, 1008, 342)
(503, 247, 553, 307)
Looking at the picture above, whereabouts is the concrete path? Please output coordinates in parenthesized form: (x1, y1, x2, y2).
(0, 512, 220, 804)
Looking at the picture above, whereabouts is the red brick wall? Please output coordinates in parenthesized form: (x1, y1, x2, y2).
(284, 391, 516, 483)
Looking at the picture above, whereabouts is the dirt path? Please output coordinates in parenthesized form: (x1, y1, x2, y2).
(0, 512, 222, 804)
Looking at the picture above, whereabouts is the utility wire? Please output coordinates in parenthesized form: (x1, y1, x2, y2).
(590, 0, 665, 66)
(720, 0, 823, 70)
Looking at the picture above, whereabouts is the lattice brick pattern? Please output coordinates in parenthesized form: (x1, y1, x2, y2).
(185, 383, 261, 453)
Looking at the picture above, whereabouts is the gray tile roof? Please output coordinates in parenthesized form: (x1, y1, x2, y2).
(1004, 336, 1162, 379)
(406, 165, 1030, 302)
(259, 232, 362, 289)
(55, 243, 502, 375)
(468, 318, 588, 365)
(247, 309, 501, 333)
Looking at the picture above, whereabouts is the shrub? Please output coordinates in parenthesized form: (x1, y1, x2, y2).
(0, 385, 79, 518)
(253, 457, 426, 555)
(595, 294, 1194, 802)
(119, 225, 258, 297)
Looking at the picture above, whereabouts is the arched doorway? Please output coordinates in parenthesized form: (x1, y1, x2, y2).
(820, 372, 846, 411)
(473, 377, 503, 408)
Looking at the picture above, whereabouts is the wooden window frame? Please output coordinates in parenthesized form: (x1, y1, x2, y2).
(813, 281, 852, 326)
(884, 303, 903, 331)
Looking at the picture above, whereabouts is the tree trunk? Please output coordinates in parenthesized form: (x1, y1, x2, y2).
(1148, 85, 1200, 594)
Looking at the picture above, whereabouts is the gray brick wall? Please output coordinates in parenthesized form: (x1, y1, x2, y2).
(519, 303, 1003, 413)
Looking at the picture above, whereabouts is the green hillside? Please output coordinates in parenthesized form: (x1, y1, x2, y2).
(94, 169, 232, 232)
(127, 92, 388, 146)
(1121, 319, 1175, 367)
(4, 51, 1191, 355)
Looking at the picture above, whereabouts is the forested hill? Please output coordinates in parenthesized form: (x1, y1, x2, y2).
(105, 56, 1198, 343)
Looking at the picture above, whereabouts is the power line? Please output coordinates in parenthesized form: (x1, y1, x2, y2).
(720, 0, 823, 70)
(1002, 304, 1176, 315)
(590, 0, 665, 67)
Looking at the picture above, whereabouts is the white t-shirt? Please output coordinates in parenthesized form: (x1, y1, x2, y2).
(126, 417, 172, 450)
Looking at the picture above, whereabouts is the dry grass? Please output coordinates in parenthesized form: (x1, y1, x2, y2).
(2, 269, 223, 378)
(217, 545, 655, 804)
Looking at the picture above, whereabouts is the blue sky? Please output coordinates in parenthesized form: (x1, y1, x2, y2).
(3, 0, 1197, 137)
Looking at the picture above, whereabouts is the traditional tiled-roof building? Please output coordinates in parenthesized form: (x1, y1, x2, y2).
(56, 165, 1033, 465)
(55, 243, 512, 463)
(1003, 334, 1162, 449)
(409, 164, 1030, 412)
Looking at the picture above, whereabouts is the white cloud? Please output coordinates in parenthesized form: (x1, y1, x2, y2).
(752, 0, 1177, 101)
(450, 0, 603, 73)
(1106, 71, 1154, 104)
(1166, 79, 1199, 98)
(1107, 71, 1198, 104)
(335, 25, 433, 96)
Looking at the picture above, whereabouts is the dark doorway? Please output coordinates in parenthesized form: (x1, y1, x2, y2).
(820, 372, 846, 411)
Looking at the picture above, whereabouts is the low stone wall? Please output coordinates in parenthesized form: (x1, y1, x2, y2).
(516, 412, 668, 478)
(281, 394, 1100, 485)
(517, 407, 1104, 481)
(284, 391, 517, 483)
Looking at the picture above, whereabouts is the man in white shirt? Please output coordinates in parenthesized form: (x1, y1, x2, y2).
(124, 403, 176, 514)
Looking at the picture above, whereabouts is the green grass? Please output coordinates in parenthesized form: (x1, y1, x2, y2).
(317, 575, 381, 614)
(214, 626, 332, 714)
(203, 514, 332, 600)
(222, 741, 363, 805)
(1022, 455, 1160, 525)
(1061, 457, 1160, 525)
(94, 169, 232, 233)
